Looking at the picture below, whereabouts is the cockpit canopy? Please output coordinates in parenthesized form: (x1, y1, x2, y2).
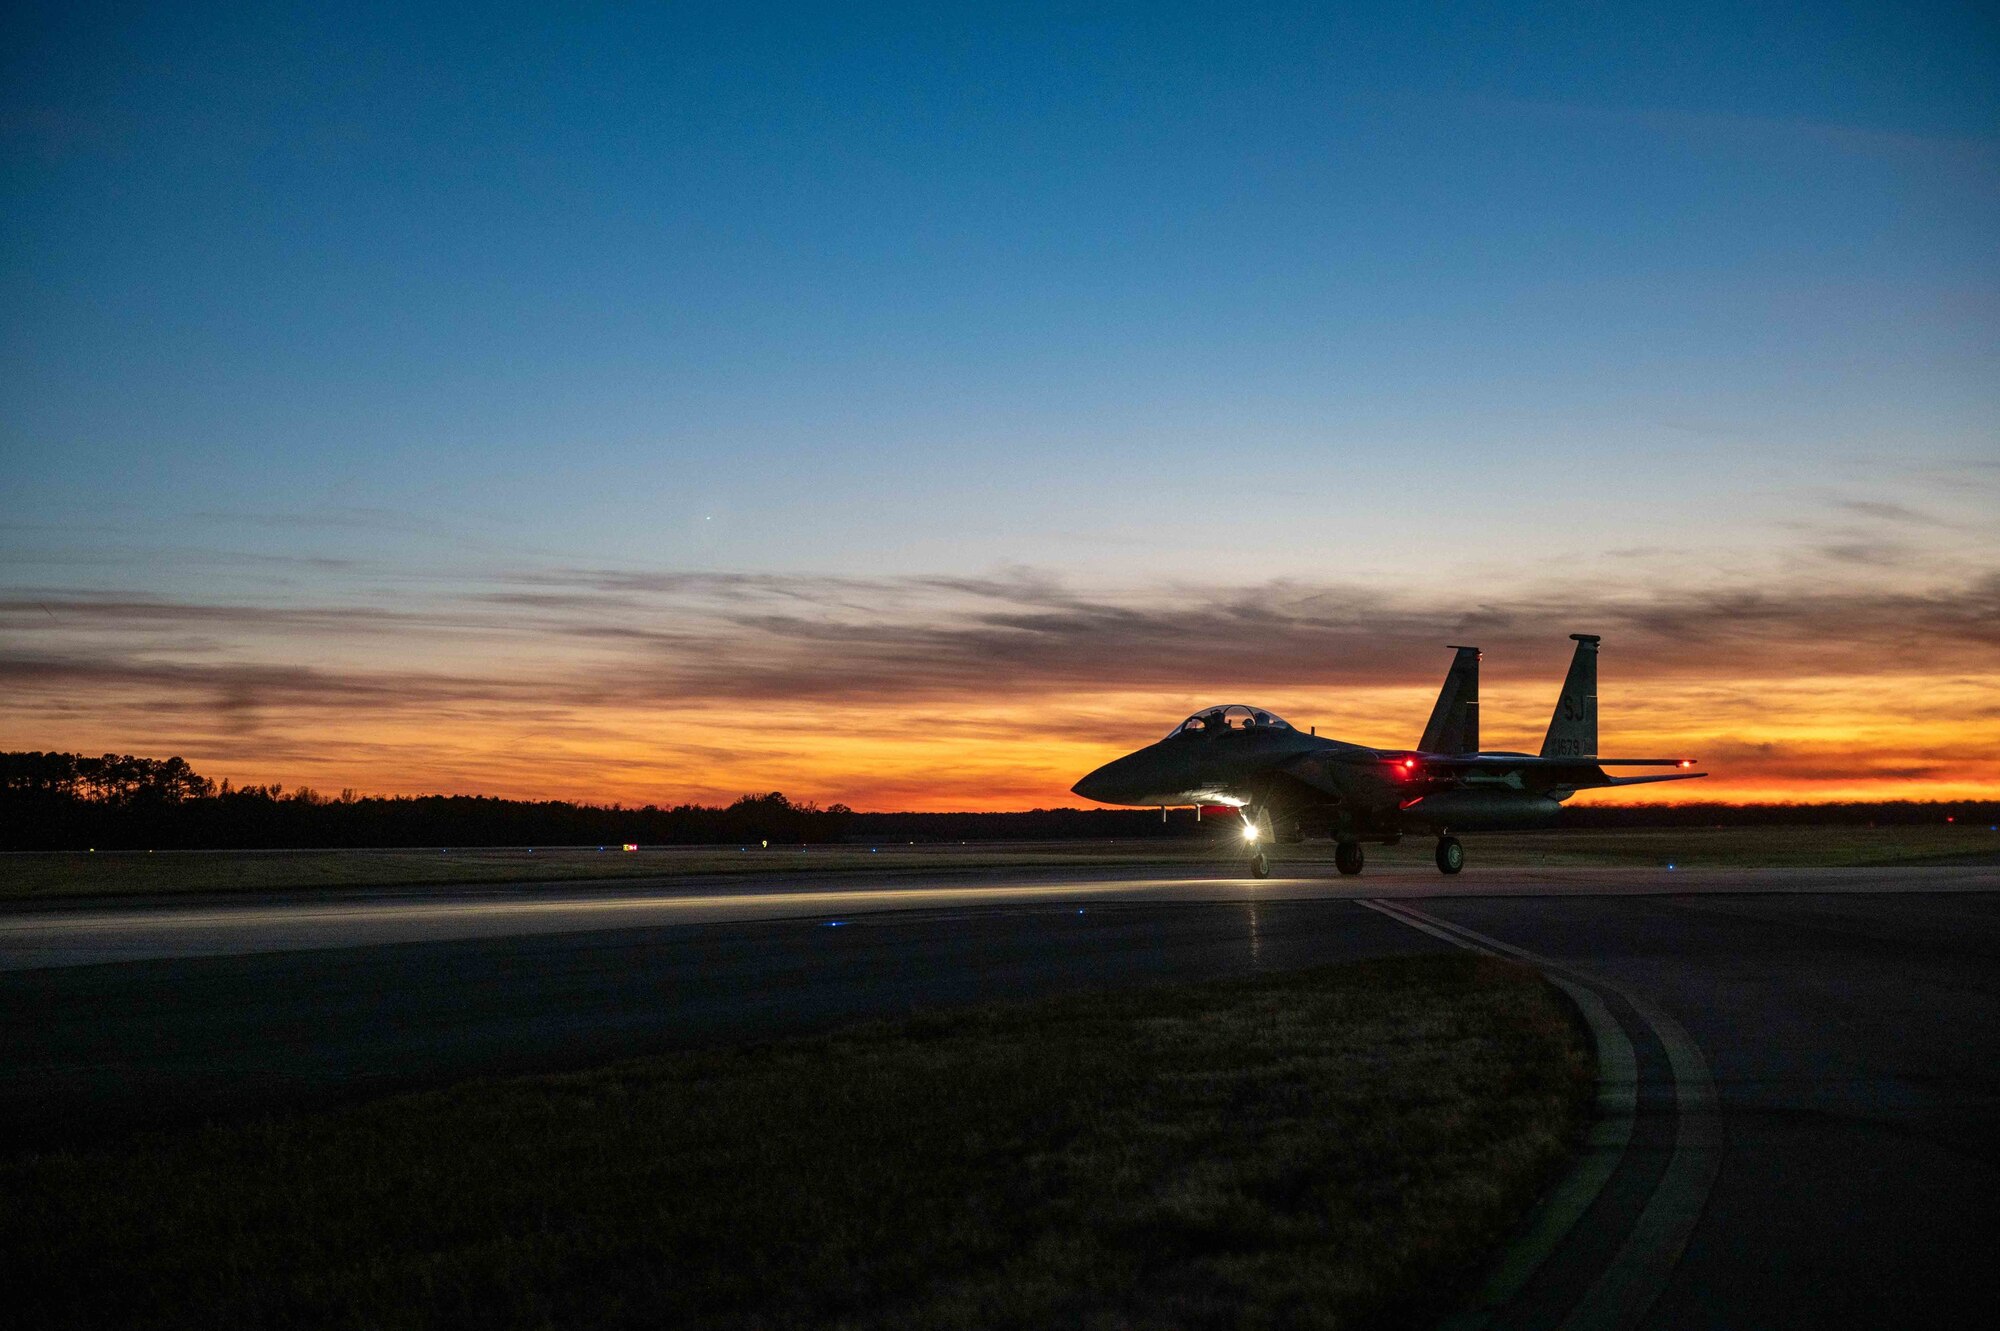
(1165, 704, 1296, 739)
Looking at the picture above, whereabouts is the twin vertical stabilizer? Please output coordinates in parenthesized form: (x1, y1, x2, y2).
(1419, 646, 1480, 754)
(1540, 634, 1599, 758)
(1419, 634, 1612, 760)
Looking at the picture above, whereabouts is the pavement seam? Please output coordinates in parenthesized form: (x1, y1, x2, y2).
(1359, 897, 1720, 1331)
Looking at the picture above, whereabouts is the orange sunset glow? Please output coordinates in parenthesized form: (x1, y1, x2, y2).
(8, 566, 1997, 810)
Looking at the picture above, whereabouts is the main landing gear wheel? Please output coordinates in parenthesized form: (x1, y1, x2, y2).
(1250, 851, 1271, 879)
(1435, 835, 1465, 875)
(1335, 841, 1364, 875)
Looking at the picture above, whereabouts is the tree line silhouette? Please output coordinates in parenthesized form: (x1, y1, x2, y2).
(2, 751, 1993, 851)
(0, 751, 1180, 850)
(1, 752, 858, 850)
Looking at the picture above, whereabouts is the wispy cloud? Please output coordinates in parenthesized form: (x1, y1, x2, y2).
(5, 563, 1997, 805)
(1834, 499, 1937, 526)
(1816, 541, 1912, 567)
(9, 568, 2000, 707)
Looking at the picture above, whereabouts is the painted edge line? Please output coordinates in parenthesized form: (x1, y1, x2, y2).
(1358, 899, 1636, 1331)
(1472, 980, 1638, 1315)
(1559, 991, 1721, 1331)
(1360, 897, 1719, 1331)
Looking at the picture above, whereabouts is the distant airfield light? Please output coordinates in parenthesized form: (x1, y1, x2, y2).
(623, 843, 637, 852)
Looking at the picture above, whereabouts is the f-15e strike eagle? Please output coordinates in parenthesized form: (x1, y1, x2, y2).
(1071, 635, 1704, 877)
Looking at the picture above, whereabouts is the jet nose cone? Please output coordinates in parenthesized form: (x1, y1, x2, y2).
(1073, 749, 1158, 806)
(1071, 766, 1113, 803)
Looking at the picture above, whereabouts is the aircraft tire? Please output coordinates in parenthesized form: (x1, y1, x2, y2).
(1335, 841, 1364, 875)
(1435, 836, 1465, 874)
(1250, 852, 1270, 879)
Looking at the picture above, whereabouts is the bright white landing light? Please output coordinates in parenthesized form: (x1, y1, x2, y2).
(1242, 823, 1260, 842)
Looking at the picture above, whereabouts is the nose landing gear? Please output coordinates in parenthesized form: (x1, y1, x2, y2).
(1249, 851, 1271, 878)
(1435, 835, 1464, 874)
(1334, 841, 1365, 875)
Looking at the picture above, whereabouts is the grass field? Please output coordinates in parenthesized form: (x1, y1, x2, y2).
(1, 954, 1589, 1330)
(1336, 822, 2000, 871)
(1, 822, 1993, 902)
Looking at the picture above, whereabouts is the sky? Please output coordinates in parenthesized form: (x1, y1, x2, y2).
(3, 2, 1997, 810)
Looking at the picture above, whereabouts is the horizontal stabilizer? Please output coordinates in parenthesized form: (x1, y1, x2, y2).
(1594, 758, 1700, 768)
(1596, 772, 1707, 787)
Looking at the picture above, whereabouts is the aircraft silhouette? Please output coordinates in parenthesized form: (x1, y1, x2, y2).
(1071, 635, 1703, 877)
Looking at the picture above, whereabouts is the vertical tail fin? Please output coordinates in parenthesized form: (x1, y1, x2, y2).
(1419, 646, 1480, 754)
(1540, 634, 1600, 758)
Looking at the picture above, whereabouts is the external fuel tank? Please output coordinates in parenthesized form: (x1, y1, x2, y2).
(1397, 790, 1562, 833)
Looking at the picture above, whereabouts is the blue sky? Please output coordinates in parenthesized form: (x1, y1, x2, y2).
(3, 3, 1996, 802)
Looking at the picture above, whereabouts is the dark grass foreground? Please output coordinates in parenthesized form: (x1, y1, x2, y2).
(3, 955, 1591, 1330)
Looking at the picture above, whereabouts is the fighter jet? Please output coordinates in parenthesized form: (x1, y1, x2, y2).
(1071, 635, 1703, 877)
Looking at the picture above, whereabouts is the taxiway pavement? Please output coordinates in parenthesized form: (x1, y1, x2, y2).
(2, 861, 1992, 971)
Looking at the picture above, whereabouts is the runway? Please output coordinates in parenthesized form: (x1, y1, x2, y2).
(2, 861, 1993, 971)
(4, 861, 1996, 1328)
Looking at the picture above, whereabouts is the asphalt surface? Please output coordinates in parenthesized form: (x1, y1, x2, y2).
(3, 861, 1996, 1329)
(3, 861, 1993, 970)
(1417, 890, 2000, 1330)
